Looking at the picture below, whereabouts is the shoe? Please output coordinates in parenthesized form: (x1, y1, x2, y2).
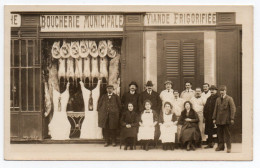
(104, 142, 109, 147)
(112, 142, 117, 147)
(227, 149, 231, 153)
(145, 144, 149, 151)
(204, 145, 214, 149)
(130, 146, 133, 150)
(187, 143, 191, 151)
(215, 147, 225, 151)
(124, 146, 127, 150)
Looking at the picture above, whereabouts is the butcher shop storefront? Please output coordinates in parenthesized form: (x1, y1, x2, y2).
(10, 12, 242, 143)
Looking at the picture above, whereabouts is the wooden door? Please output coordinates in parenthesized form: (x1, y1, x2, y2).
(157, 33, 204, 93)
(10, 27, 42, 141)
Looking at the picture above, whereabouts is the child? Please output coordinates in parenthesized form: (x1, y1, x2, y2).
(159, 102, 178, 150)
(120, 103, 139, 150)
(137, 100, 158, 151)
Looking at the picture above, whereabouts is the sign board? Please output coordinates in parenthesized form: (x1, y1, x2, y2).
(144, 13, 217, 26)
(11, 14, 21, 27)
(40, 15, 124, 32)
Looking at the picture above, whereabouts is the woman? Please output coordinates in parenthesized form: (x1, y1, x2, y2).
(159, 102, 178, 150)
(137, 100, 158, 151)
(178, 101, 201, 151)
(120, 102, 139, 150)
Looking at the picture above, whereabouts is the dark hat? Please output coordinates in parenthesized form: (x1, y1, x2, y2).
(129, 81, 138, 88)
(106, 85, 114, 89)
(209, 85, 218, 90)
(146, 80, 154, 87)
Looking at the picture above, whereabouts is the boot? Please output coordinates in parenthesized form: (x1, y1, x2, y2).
(163, 144, 166, 151)
(191, 143, 196, 151)
(171, 143, 175, 150)
(145, 141, 150, 151)
(186, 142, 191, 151)
(104, 140, 110, 147)
(215, 146, 225, 151)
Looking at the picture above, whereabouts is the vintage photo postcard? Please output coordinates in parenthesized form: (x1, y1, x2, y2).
(4, 5, 253, 160)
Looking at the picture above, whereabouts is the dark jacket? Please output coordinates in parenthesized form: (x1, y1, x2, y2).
(121, 91, 139, 113)
(212, 95, 236, 125)
(120, 110, 139, 139)
(138, 90, 162, 114)
(203, 94, 218, 134)
(97, 93, 121, 129)
(177, 109, 200, 126)
(159, 111, 177, 124)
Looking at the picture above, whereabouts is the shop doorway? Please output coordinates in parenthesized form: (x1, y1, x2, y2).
(157, 33, 204, 93)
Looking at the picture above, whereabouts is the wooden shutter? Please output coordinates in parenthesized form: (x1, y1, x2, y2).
(181, 40, 197, 89)
(164, 40, 181, 90)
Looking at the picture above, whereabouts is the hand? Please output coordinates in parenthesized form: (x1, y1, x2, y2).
(230, 120, 234, 125)
(44, 112, 48, 117)
(185, 118, 191, 122)
(126, 124, 131, 128)
(213, 120, 216, 124)
(66, 82, 70, 89)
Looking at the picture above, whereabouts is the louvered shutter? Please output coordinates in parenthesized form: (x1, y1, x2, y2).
(163, 40, 181, 90)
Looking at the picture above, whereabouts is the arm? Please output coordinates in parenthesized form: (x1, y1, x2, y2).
(116, 95, 122, 112)
(229, 97, 236, 120)
(97, 95, 104, 112)
(120, 112, 127, 127)
(157, 93, 162, 113)
(190, 112, 199, 123)
(158, 111, 164, 125)
(153, 111, 158, 126)
(131, 113, 139, 127)
(212, 99, 218, 120)
(177, 113, 184, 125)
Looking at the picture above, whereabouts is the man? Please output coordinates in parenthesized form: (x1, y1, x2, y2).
(203, 85, 218, 148)
(159, 80, 174, 109)
(202, 83, 211, 104)
(97, 85, 121, 147)
(121, 81, 139, 113)
(138, 80, 162, 114)
(213, 85, 236, 153)
(180, 82, 195, 101)
(190, 87, 206, 142)
(172, 90, 184, 147)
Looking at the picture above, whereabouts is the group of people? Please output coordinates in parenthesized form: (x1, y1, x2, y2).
(97, 80, 236, 153)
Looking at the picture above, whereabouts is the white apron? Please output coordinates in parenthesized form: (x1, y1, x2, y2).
(159, 113, 177, 143)
(138, 111, 155, 141)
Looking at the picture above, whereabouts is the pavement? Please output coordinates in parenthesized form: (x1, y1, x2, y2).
(5, 143, 243, 160)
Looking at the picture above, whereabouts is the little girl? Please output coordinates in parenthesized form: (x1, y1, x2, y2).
(159, 102, 178, 150)
(137, 100, 158, 151)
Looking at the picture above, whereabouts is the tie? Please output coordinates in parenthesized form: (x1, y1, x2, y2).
(221, 96, 224, 103)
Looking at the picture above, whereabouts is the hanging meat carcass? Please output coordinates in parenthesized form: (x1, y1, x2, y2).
(108, 54, 120, 94)
(98, 40, 108, 58)
(58, 58, 66, 82)
(99, 57, 108, 82)
(91, 57, 99, 84)
(107, 40, 117, 58)
(75, 57, 83, 81)
(60, 41, 70, 58)
(79, 40, 90, 58)
(83, 56, 91, 85)
(70, 41, 80, 59)
(51, 41, 61, 59)
(66, 57, 75, 82)
(89, 41, 99, 58)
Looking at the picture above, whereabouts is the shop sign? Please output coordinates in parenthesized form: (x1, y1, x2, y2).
(144, 12, 217, 26)
(40, 15, 124, 32)
(11, 14, 21, 27)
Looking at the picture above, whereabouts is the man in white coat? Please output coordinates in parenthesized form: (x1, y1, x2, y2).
(190, 87, 206, 143)
(159, 80, 174, 109)
(180, 82, 195, 101)
(202, 83, 211, 104)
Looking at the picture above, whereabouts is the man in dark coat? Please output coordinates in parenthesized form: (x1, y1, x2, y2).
(213, 85, 236, 153)
(121, 81, 139, 113)
(97, 85, 121, 147)
(203, 85, 218, 148)
(138, 80, 162, 114)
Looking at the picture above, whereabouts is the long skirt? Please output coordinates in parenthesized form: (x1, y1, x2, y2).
(80, 110, 103, 139)
(49, 111, 71, 140)
(159, 124, 177, 143)
(179, 123, 201, 144)
(121, 127, 137, 140)
(138, 126, 155, 141)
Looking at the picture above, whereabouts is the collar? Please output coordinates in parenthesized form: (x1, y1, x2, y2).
(196, 96, 201, 99)
(145, 110, 152, 113)
(165, 89, 173, 93)
(147, 90, 152, 94)
(130, 91, 135, 94)
(108, 93, 113, 96)
(222, 94, 227, 99)
(204, 90, 209, 94)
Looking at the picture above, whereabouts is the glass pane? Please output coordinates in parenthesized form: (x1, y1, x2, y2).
(35, 68, 40, 111)
(11, 40, 13, 67)
(14, 40, 19, 67)
(28, 69, 34, 111)
(11, 69, 20, 111)
(28, 40, 34, 66)
(21, 69, 27, 111)
(21, 40, 27, 67)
